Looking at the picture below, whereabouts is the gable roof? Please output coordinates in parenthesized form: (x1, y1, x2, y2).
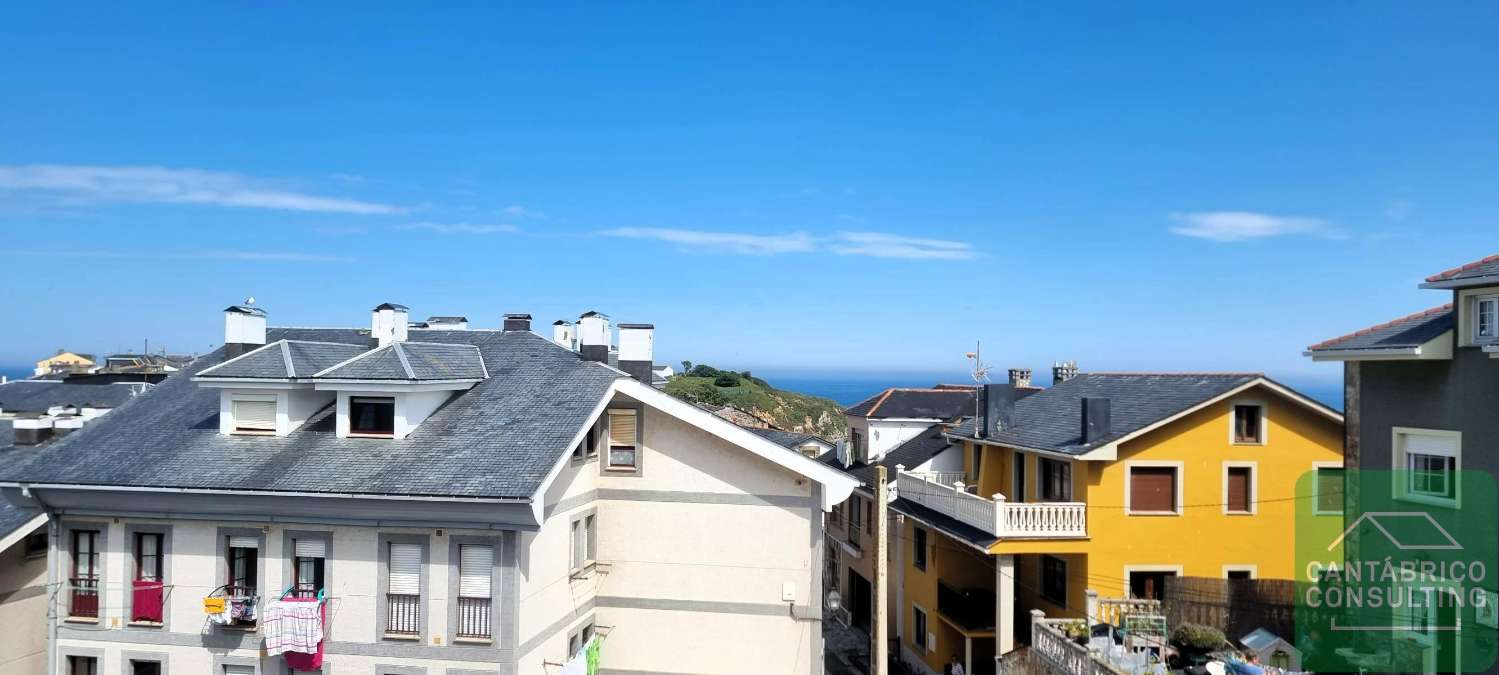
(947, 373, 1337, 456)
(196, 340, 369, 380)
(1421, 253, 1499, 289)
(822, 422, 956, 488)
(0, 328, 620, 500)
(315, 342, 487, 381)
(1306, 304, 1453, 354)
(845, 387, 976, 420)
(742, 426, 833, 452)
(0, 501, 44, 552)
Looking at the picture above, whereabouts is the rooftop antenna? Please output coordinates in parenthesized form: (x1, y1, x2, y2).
(965, 341, 991, 383)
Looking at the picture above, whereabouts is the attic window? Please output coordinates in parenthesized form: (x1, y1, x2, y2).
(606, 408, 639, 470)
(1233, 404, 1263, 444)
(350, 396, 396, 437)
(232, 396, 277, 434)
(1476, 296, 1498, 341)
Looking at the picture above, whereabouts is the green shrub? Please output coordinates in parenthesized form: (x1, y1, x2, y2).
(713, 373, 742, 387)
(688, 365, 721, 378)
(1170, 623, 1227, 651)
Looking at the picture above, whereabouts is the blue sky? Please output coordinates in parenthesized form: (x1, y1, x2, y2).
(2, 3, 1496, 388)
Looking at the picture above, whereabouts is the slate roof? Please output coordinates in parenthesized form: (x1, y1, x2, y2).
(316, 342, 487, 381)
(820, 423, 956, 488)
(0, 328, 622, 499)
(890, 496, 998, 549)
(1306, 304, 1454, 353)
(1422, 253, 1499, 288)
(0, 379, 147, 412)
(197, 340, 369, 380)
(0, 500, 42, 541)
(742, 426, 832, 452)
(844, 388, 976, 420)
(947, 373, 1270, 455)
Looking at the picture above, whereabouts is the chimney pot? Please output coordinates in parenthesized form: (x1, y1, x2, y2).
(578, 311, 611, 363)
(223, 303, 267, 360)
(618, 323, 655, 383)
(371, 303, 410, 347)
(503, 313, 532, 332)
(1052, 360, 1079, 384)
(1008, 368, 1032, 388)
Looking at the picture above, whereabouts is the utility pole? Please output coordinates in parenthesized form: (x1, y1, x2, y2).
(874, 465, 889, 675)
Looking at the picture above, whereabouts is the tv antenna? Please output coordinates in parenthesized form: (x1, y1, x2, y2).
(965, 341, 992, 383)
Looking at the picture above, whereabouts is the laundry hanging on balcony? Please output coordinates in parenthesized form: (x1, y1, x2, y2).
(264, 588, 327, 671)
(131, 579, 165, 622)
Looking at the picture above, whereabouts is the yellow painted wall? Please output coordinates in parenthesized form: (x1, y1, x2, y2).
(900, 517, 997, 673)
(976, 384, 1342, 603)
(35, 351, 93, 370)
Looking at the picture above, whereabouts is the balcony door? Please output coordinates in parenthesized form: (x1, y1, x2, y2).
(847, 569, 872, 633)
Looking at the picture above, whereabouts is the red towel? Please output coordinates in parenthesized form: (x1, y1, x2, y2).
(131, 579, 164, 622)
(282, 598, 325, 672)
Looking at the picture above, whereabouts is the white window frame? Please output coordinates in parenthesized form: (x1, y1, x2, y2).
(1221, 461, 1258, 515)
(1311, 461, 1345, 516)
(1229, 400, 1267, 445)
(230, 394, 278, 435)
(1393, 427, 1461, 508)
(1124, 461, 1184, 516)
(1475, 295, 1499, 341)
(1222, 564, 1258, 579)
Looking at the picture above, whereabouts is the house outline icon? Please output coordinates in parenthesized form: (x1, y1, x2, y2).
(1327, 511, 1463, 552)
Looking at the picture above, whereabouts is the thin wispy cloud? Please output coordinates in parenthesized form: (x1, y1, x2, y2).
(1168, 211, 1346, 242)
(399, 222, 520, 234)
(597, 227, 976, 259)
(503, 205, 545, 219)
(0, 164, 399, 214)
(6, 249, 355, 262)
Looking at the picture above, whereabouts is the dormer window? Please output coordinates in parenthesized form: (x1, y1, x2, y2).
(232, 396, 277, 434)
(350, 397, 396, 437)
(1475, 295, 1498, 341)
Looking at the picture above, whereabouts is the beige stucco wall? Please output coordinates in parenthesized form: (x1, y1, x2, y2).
(0, 533, 47, 674)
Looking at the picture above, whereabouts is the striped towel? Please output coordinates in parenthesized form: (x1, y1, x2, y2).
(263, 599, 324, 656)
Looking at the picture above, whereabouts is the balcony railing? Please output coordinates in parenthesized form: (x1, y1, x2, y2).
(456, 596, 492, 640)
(895, 467, 1087, 539)
(69, 577, 99, 618)
(387, 593, 420, 635)
(1029, 611, 1129, 675)
(937, 582, 995, 631)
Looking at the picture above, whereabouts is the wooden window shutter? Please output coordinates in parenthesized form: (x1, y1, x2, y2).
(1226, 467, 1251, 512)
(388, 542, 421, 595)
(233, 399, 276, 431)
(458, 544, 493, 598)
(1130, 467, 1177, 512)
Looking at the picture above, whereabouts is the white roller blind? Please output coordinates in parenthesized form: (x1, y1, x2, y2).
(233, 399, 276, 430)
(228, 536, 258, 549)
(1405, 432, 1458, 457)
(223, 666, 255, 675)
(458, 544, 493, 598)
(388, 543, 421, 595)
(608, 410, 637, 446)
(294, 538, 326, 558)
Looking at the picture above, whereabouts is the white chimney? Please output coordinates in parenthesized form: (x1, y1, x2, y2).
(224, 302, 267, 359)
(552, 320, 576, 349)
(578, 311, 610, 363)
(372, 303, 410, 347)
(618, 324, 654, 383)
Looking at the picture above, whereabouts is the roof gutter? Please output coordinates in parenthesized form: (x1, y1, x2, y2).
(1419, 277, 1499, 290)
(0, 481, 532, 504)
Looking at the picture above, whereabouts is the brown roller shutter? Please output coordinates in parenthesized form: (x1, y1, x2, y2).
(1131, 467, 1177, 512)
(1226, 467, 1251, 512)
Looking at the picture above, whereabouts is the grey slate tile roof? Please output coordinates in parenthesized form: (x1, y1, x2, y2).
(1422, 253, 1499, 287)
(890, 496, 998, 549)
(820, 423, 955, 488)
(947, 373, 1266, 455)
(0, 500, 42, 541)
(0, 379, 147, 412)
(196, 340, 368, 379)
(317, 342, 486, 381)
(843, 388, 976, 420)
(742, 426, 832, 452)
(1306, 304, 1454, 353)
(0, 328, 622, 499)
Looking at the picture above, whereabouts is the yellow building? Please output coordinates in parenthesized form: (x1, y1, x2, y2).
(32, 350, 95, 377)
(888, 371, 1344, 675)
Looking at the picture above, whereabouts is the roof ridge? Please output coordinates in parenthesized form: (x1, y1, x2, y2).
(195, 339, 289, 377)
(1426, 253, 1499, 282)
(1307, 303, 1452, 350)
(278, 339, 371, 348)
(864, 388, 898, 417)
(280, 341, 295, 378)
(1083, 372, 1262, 376)
(391, 342, 417, 379)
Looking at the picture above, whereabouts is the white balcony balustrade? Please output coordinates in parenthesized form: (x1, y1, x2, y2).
(894, 467, 1087, 539)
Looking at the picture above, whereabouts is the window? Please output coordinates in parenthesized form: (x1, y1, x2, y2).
(1040, 458, 1072, 501)
(227, 536, 258, 592)
(971, 444, 983, 484)
(1477, 296, 1498, 341)
(456, 544, 493, 639)
(1314, 466, 1345, 515)
(386, 541, 422, 635)
(913, 527, 928, 571)
(568, 620, 596, 656)
(850, 430, 863, 463)
(912, 605, 928, 652)
(846, 495, 863, 548)
(129, 661, 162, 675)
(1226, 569, 1254, 581)
(293, 538, 326, 598)
(573, 421, 599, 462)
(135, 532, 163, 581)
(232, 396, 276, 433)
(1042, 556, 1068, 606)
(1128, 465, 1179, 514)
(350, 396, 396, 436)
(67, 656, 98, 675)
(1013, 451, 1027, 502)
(70, 530, 100, 618)
(571, 514, 597, 573)
(1233, 404, 1263, 444)
(24, 530, 46, 558)
(1395, 429, 1459, 505)
(1225, 465, 1254, 514)
(606, 409, 639, 470)
(222, 665, 255, 675)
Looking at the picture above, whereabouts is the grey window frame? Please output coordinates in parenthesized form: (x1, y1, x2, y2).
(601, 402, 644, 476)
(566, 616, 597, 658)
(61, 646, 104, 675)
(121, 650, 170, 675)
(124, 524, 173, 628)
(210, 654, 261, 675)
(448, 533, 504, 645)
(569, 508, 599, 576)
(60, 521, 108, 621)
(377, 533, 430, 642)
(283, 529, 332, 611)
(571, 417, 603, 466)
(214, 527, 266, 629)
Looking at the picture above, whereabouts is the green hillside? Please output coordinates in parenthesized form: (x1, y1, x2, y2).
(663, 364, 846, 439)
